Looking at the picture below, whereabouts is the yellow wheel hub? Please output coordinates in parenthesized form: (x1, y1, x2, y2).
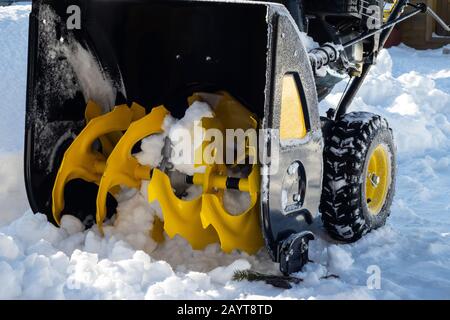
(365, 144, 391, 215)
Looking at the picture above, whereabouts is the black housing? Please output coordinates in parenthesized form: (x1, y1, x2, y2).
(25, 0, 323, 273)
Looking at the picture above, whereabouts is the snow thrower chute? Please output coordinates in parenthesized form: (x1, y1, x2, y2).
(25, 0, 450, 274)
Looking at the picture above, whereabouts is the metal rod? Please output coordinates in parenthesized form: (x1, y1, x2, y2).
(309, 0, 415, 73)
(343, 6, 422, 48)
(186, 174, 248, 192)
(334, 0, 411, 120)
(427, 7, 450, 32)
(333, 63, 372, 120)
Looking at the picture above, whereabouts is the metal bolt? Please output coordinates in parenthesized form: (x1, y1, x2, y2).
(370, 173, 380, 187)
(288, 162, 299, 175)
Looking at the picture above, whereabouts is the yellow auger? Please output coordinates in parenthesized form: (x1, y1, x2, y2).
(51, 92, 263, 254)
(52, 101, 146, 225)
(197, 164, 263, 254)
(96, 106, 169, 235)
(148, 169, 220, 249)
(147, 92, 263, 253)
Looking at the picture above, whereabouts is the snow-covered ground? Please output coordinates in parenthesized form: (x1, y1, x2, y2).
(1, 4, 450, 299)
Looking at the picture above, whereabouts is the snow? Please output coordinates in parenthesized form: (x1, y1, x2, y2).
(299, 32, 319, 51)
(326, 245, 354, 274)
(1, 4, 450, 299)
(208, 259, 251, 285)
(39, 5, 124, 112)
(135, 134, 167, 168)
(0, 4, 28, 154)
(110, 192, 159, 254)
(60, 215, 85, 236)
(167, 100, 214, 175)
(0, 153, 28, 226)
(135, 115, 176, 168)
(62, 41, 119, 112)
(387, 93, 419, 116)
(223, 190, 252, 216)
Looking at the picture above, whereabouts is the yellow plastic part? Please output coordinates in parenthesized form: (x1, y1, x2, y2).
(151, 217, 166, 244)
(194, 115, 225, 168)
(384, 0, 398, 22)
(365, 144, 390, 215)
(214, 91, 258, 131)
(84, 102, 115, 156)
(147, 92, 263, 254)
(280, 74, 308, 141)
(52, 103, 142, 225)
(214, 92, 259, 165)
(187, 93, 204, 105)
(192, 91, 258, 166)
(199, 165, 264, 254)
(96, 105, 169, 234)
(64, 93, 262, 253)
(85, 101, 146, 156)
(148, 168, 220, 249)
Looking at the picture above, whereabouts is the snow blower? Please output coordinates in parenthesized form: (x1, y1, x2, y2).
(25, 0, 450, 275)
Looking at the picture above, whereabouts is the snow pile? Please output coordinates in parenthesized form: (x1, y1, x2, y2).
(138, 101, 215, 176)
(0, 4, 28, 153)
(1, 4, 450, 299)
(0, 210, 275, 299)
(107, 192, 160, 254)
(0, 153, 28, 227)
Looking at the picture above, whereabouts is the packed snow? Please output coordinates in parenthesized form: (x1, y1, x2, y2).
(1, 4, 450, 299)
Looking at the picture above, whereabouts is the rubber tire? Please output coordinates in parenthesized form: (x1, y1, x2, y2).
(320, 112, 396, 243)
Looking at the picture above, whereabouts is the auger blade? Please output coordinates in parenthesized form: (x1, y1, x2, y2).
(85, 102, 146, 156)
(96, 105, 169, 234)
(52, 102, 139, 225)
(199, 165, 263, 254)
(194, 93, 263, 253)
(148, 169, 219, 249)
(85, 102, 116, 156)
(214, 91, 258, 131)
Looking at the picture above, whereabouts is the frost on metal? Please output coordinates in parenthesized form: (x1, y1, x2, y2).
(31, 4, 125, 172)
(37, 5, 124, 110)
